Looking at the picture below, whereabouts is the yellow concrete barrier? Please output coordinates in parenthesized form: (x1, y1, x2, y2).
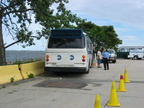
(0, 65, 23, 84)
(19, 62, 44, 79)
(0, 62, 44, 84)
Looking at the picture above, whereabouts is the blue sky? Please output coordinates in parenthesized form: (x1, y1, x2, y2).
(4, 0, 144, 50)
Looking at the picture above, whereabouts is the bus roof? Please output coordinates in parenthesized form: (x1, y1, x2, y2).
(50, 28, 83, 38)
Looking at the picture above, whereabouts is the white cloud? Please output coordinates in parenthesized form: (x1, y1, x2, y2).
(121, 36, 138, 41)
(115, 27, 131, 33)
(66, 0, 144, 47)
(119, 35, 144, 46)
(67, 0, 144, 30)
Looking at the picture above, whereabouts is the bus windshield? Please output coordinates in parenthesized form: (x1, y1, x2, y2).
(48, 29, 85, 48)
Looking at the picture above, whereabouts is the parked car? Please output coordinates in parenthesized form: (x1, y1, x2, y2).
(107, 49, 117, 63)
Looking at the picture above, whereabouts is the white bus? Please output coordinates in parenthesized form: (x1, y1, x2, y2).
(128, 48, 144, 60)
(45, 28, 94, 73)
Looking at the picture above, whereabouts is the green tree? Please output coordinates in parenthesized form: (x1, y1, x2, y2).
(77, 22, 122, 50)
(76, 21, 96, 40)
(99, 25, 122, 49)
(0, 0, 85, 65)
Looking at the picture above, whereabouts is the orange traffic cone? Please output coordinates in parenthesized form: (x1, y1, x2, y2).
(117, 74, 127, 92)
(94, 94, 102, 108)
(92, 62, 97, 66)
(107, 81, 120, 107)
(124, 68, 130, 83)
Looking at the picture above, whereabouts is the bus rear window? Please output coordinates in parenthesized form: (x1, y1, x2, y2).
(48, 37, 85, 48)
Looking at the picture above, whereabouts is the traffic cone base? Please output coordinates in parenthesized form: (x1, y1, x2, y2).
(107, 102, 120, 107)
(117, 89, 126, 92)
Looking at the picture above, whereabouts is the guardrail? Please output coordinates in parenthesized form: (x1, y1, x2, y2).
(0, 62, 44, 85)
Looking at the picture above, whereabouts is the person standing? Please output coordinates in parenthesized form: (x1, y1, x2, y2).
(97, 48, 102, 68)
(102, 49, 110, 70)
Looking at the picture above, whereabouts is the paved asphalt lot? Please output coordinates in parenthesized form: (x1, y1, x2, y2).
(0, 59, 144, 108)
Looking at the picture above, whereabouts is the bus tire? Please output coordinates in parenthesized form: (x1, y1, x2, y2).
(133, 56, 138, 60)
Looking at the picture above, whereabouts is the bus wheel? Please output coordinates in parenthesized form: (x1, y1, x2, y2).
(133, 56, 138, 60)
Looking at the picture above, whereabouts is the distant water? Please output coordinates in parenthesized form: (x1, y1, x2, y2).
(6, 50, 45, 62)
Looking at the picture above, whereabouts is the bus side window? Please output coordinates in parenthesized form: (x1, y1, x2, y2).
(87, 39, 93, 50)
(90, 43, 93, 50)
